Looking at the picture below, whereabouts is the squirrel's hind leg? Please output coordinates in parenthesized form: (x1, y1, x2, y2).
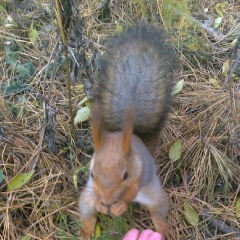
(78, 183, 97, 240)
(134, 178, 173, 239)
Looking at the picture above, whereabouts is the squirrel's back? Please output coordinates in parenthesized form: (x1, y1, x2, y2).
(93, 22, 177, 137)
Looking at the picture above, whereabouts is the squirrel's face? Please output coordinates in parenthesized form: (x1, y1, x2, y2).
(90, 133, 140, 216)
(89, 105, 139, 215)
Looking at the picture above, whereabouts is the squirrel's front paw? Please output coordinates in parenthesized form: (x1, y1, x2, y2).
(79, 230, 93, 240)
(153, 218, 173, 240)
(95, 198, 127, 216)
(79, 217, 96, 240)
(111, 201, 127, 216)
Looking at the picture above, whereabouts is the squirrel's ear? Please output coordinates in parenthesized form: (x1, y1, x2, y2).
(91, 103, 105, 152)
(122, 105, 135, 155)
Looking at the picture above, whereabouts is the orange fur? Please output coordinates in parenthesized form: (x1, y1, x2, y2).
(122, 105, 135, 155)
(91, 103, 105, 152)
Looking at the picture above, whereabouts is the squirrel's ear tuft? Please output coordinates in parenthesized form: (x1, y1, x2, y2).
(122, 105, 135, 155)
(91, 102, 105, 152)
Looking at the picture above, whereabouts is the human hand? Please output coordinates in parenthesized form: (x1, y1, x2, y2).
(123, 228, 163, 240)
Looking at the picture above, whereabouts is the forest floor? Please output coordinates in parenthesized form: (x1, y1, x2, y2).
(0, 0, 240, 239)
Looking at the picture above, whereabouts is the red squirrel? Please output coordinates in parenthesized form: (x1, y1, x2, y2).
(78, 22, 177, 239)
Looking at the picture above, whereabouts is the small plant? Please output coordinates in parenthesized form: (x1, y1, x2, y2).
(1, 42, 36, 96)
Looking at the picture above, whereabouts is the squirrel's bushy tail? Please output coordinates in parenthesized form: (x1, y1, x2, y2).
(93, 22, 178, 138)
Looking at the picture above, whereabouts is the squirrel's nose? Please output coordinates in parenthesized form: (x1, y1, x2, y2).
(101, 200, 117, 207)
(101, 201, 109, 207)
(101, 202, 111, 215)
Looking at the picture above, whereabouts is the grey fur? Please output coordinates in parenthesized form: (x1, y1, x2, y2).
(93, 22, 177, 137)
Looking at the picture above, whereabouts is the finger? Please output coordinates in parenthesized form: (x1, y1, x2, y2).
(123, 228, 140, 240)
(148, 232, 162, 240)
(138, 229, 155, 240)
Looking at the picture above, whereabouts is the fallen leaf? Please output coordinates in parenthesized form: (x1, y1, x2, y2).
(74, 106, 91, 125)
(222, 61, 229, 77)
(7, 172, 35, 191)
(29, 22, 39, 43)
(78, 96, 89, 106)
(209, 78, 221, 88)
(95, 224, 101, 238)
(115, 23, 124, 34)
(214, 17, 223, 29)
(230, 38, 238, 48)
(184, 200, 199, 226)
(169, 139, 182, 162)
(20, 235, 31, 240)
(171, 80, 184, 95)
(236, 198, 240, 219)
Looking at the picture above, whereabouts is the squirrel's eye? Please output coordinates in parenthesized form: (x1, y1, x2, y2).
(122, 171, 128, 181)
(91, 172, 94, 179)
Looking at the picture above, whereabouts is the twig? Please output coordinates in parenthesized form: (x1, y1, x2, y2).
(200, 212, 240, 237)
(225, 37, 240, 86)
(54, 0, 76, 141)
(99, 0, 110, 11)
